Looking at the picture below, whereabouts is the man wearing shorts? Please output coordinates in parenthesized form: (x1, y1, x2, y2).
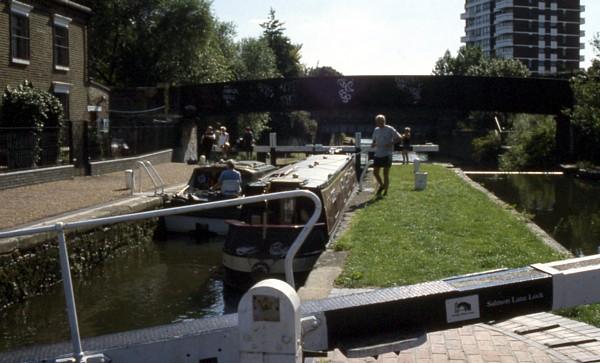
(371, 114, 402, 196)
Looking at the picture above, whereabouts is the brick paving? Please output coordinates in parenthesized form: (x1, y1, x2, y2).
(0, 162, 198, 230)
(305, 298, 600, 362)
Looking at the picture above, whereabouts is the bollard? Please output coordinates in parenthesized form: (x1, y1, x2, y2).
(415, 171, 428, 191)
(199, 155, 206, 165)
(125, 169, 134, 190)
(238, 279, 302, 363)
(413, 158, 420, 173)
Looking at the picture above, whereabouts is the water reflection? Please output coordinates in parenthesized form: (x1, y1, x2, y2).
(471, 174, 600, 256)
(0, 235, 229, 352)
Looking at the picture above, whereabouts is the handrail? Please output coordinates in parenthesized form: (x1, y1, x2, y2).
(135, 160, 165, 195)
(144, 160, 166, 195)
(0, 190, 321, 363)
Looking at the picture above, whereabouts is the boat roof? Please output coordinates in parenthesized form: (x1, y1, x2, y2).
(192, 160, 276, 174)
(264, 154, 354, 189)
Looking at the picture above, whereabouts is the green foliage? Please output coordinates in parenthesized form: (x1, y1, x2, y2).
(499, 114, 556, 170)
(472, 130, 502, 166)
(334, 165, 565, 287)
(307, 66, 343, 77)
(432, 46, 484, 76)
(89, 0, 216, 86)
(191, 21, 238, 83)
(1, 81, 65, 166)
(234, 38, 281, 80)
(260, 8, 304, 78)
(568, 35, 600, 163)
(235, 112, 270, 139)
(1, 81, 63, 129)
(466, 57, 531, 77)
(433, 45, 530, 78)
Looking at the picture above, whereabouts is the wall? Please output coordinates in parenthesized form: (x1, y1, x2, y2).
(89, 149, 173, 175)
(0, 218, 158, 309)
(0, 164, 74, 190)
(0, 0, 91, 122)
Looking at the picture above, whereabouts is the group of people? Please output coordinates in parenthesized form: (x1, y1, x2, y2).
(202, 115, 409, 198)
(371, 114, 412, 197)
(199, 125, 255, 162)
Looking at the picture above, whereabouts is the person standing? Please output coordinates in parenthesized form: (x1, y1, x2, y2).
(401, 127, 411, 164)
(241, 127, 255, 159)
(371, 114, 402, 196)
(217, 126, 230, 158)
(200, 126, 216, 161)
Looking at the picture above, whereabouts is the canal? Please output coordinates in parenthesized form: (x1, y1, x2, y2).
(0, 235, 238, 352)
(4, 172, 598, 354)
(470, 173, 600, 256)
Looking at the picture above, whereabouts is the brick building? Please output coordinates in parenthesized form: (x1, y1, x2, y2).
(461, 0, 585, 76)
(0, 0, 108, 122)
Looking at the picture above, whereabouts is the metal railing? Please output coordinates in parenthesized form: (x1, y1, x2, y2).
(0, 190, 321, 363)
(135, 160, 165, 195)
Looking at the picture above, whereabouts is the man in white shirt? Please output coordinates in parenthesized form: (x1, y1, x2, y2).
(371, 114, 402, 196)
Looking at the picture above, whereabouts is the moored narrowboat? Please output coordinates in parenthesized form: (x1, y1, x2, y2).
(163, 160, 277, 236)
(222, 153, 357, 288)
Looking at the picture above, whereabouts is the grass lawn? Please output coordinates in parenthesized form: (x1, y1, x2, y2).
(334, 164, 567, 287)
(334, 163, 600, 326)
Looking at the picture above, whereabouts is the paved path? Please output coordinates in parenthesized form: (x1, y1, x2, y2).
(0, 162, 198, 230)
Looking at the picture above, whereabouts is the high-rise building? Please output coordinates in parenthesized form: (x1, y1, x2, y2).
(461, 0, 585, 76)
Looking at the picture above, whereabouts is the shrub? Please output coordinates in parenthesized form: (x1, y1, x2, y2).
(1, 81, 64, 167)
(499, 114, 556, 171)
(472, 130, 502, 167)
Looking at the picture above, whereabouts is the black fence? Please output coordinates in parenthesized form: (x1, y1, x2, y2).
(0, 116, 179, 173)
(0, 126, 70, 172)
(87, 116, 179, 162)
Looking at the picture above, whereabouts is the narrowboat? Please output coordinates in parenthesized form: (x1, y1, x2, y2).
(222, 153, 357, 288)
(162, 160, 277, 236)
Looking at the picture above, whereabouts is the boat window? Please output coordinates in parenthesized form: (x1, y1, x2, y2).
(281, 198, 296, 224)
(194, 173, 210, 189)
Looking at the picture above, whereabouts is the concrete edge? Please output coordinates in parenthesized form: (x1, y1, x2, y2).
(454, 168, 572, 257)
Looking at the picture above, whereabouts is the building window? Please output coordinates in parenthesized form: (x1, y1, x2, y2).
(53, 82, 71, 120)
(54, 14, 72, 70)
(10, 1, 33, 64)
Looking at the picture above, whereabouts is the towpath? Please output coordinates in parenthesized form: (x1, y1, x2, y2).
(301, 166, 600, 363)
(0, 162, 197, 230)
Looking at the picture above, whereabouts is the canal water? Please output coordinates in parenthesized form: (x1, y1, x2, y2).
(470, 174, 600, 256)
(0, 235, 239, 353)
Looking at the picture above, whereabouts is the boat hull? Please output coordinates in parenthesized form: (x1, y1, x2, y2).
(222, 154, 357, 289)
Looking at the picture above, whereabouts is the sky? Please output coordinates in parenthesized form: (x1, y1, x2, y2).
(211, 0, 599, 76)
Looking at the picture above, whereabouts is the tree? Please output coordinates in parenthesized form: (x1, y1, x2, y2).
(432, 46, 484, 76)
(260, 8, 304, 78)
(568, 33, 600, 163)
(88, 0, 215, 86)
(466, 58, 531, 77)
(499, 114, 556, 170)
(234, 38, 280, 80)
(307, 66, 343, 77)
(191, 21, 239, 83)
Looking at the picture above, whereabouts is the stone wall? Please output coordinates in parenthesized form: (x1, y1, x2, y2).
(0, 165, 74, 190)
(0, 219, 158, 309)
(89, 149, 173, 175)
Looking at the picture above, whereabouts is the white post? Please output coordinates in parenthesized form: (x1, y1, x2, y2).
(413, 158, 420, 173)
(238, 279, 302, 363)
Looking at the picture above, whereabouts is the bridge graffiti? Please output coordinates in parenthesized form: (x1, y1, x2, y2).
(174, 75, 573, 116)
